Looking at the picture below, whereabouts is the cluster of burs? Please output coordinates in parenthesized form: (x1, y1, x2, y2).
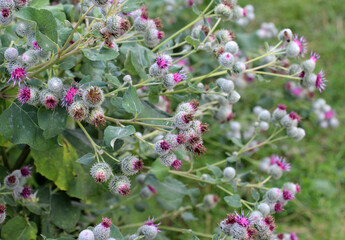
(77, 216, 161, 240)
(0, 0, 31, 25)
(89, 0, 164, 49)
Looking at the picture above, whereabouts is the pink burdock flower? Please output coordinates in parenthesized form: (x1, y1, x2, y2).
(156, 54, 171, 69)
(173, 71, 187, 83)
(32, 41, 41, 50)
(274, 202, 284, 213)
(291, 87, 303, 96)
(315, 70, 327, 92)
(43, 94, 58, 110)
(62, 83, 81, 107)
(118, 185, 131, 196)
(290, 232, 299, 240)
(235, 210, 251, 227)
(157, 31, 164, 40)
(21, 186, 32, 199)
(282, 189, 295, 201)
(295, 184, 301, 193)
(1, 8, 10, 18)
(278, 104, 287, 111)
(20, 165, 32, 177)
(160, 140, 171, 151)
(147, 185, 157, 194)
(17, 87, 31, 104)
(171, 159, 182, 170)
(289, 112, 301, 121)
(145, 216, 161, 230)
(274, 157, 291, 171)
(9, 67, 30, 87)
(0, 205, 6, 214)
(101, 218, 112, 228)
(310, 51, 320, 62)
(324, 110, 334, 119)
(293, 34, 307, 57)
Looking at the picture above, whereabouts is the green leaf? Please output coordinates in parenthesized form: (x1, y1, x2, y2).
(104, 125, 136, 149)
(224, 194, 242, 208)
(149, 159, 169, 181)
(231, 137, 243, 148)
(30, 0, 50, 8)
(105, 74, 121, 87)
(121, 0, 143, 13)
(110, 225, 124, 239)
(15, 7, 58, 50)
(0, 103, 56, 150)
(192, 4, 200, 14)
(77, 153, 95, 166)
(82, 48, 119, 61)
(207, 164, 222, 178)
(37, 107, 67, 139)
(59, 55, 77, 70)
(50, 192, 81, 232)
(251, 188, 260, 201)
(185, 36, 200, 49)
(148, 85, 162, 104)
(1, 216, 38, 240)
(120, 43, 155, 68)
(32, 140, 97, 200)
(122, 86, 143, 115)
(137, 101, 173, 127)
(181, 212, 198, 222)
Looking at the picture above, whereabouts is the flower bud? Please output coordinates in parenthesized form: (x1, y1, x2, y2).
(90, 162, 112, 183)
(78, 229, 95, 240)
(154, 140, 171, 156)
(140, 185, 157, 199)
(219, 52, 235, 69)
(215, 3, 233, 20)
(88, 107, 106, 127)
(292, 128, 305, 141)
(162, 71, 187, 89)
(109, 176, 131, 196)
(228, 90, 241, 104)
(16, 21, 31, 37)
(93, 218, 111, 240)
(144, 28, 164, 48)
(68, 101, 89, 121)
(21, 50, 39, 66)
(160, 152, 176, 167)
(0, 204, 6, 224)
(40, 90, 58, 110)
(259, 121, 270, 131)
(225, 41, 239, 55)
(176, 99, 199, 114)
(137, 217, 160, 240)
(215, 30, 235, 44)
(13, 186, 32, 200)
(272, 104, 287, 121)
(82, 86, 104, 107)
(223, 167, 236, 180)
(203, 194, 219, 209)
(269, 164, 283, 179)
(121, 156, 143, 176)
(258, 110, 271, 122)
(4, 47, 18, 61)
(149, 63, 165, 78)
(266, 188, 281, 202)
(258, 203, 270, 216)
(123, 75, 132, 85)
(4, 173, 19, 190)
(174, 111, 194, 130)
(232, 62, 246, 74)
(165, 134, 186, 149)
(278, 28, 293, 43)
(47, 77, 63, 95)
(280, 112, 300, 128)
(231, 5, 244, 22)
(134, 15, 149, 32)
(216, 78, 235, 93)
(136, 174, 146, 186)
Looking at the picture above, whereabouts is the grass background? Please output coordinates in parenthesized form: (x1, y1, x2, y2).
(243, 0, 345, 238)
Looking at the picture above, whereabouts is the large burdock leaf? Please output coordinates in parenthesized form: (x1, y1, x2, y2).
(31, 139, 97, 200)
(82, 48, 119, 61)
(49, 192, 80, 232)
(122, 86, 143, 115)
(0, 103, 56, 150)
(15, 7, 58, 50)
(104, 125, 136, 149)
(37, 106, 67, 139)
(1, 216, 38, 240)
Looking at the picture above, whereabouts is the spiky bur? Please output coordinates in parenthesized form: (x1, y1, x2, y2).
(154, 140, 171, 156)
(274, 156, 291, 171)
(88, 107, 106, 128)
(8, 66, 30, 87)
(280, 111, 301, 129)
(91, 0, 109, 7)
(144, 28, 164, 48)
(137, 217, 161, 240)
(48, 77, 63, 95)
(4, 47, 18, 61)
(78, 229, 95, 240)
(93, 218, 111, 240)
(286, 34, 307, 58)
(82, 86, 104, 107)
(68, 101, 88, 122)
(90, 162, 112, 183)
(40, 90, 58, 110)
(0, 204, 6, 224)
(272, 104, 287, 121)
(121, 156, 143, 176)
(203, 194, 220, 209)
(109, 175, 131, 196)
(13, 185, 32, 200)
(174, 111, 194, 130)
(20, 165, 32, 178)
(176, 100, 200, 114)
(219, 52, 235, 69)
(4, 173, 19, 190)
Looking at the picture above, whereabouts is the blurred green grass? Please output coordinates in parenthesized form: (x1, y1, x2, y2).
(246, 0, 345, 239)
